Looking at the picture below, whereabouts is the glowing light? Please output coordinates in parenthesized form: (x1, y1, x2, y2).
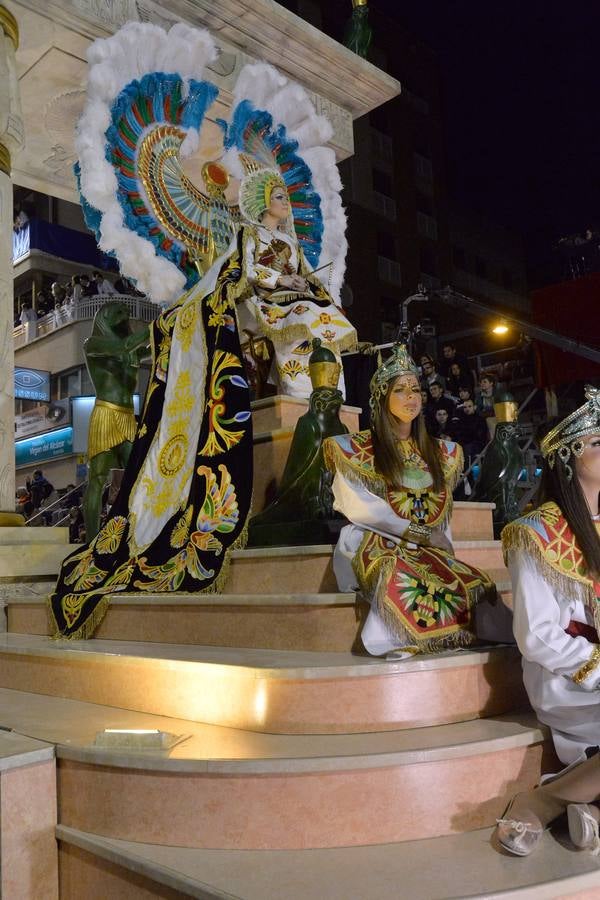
(103, 729, 160, 735)
(492, 322, 509, 335)
(253, 682, 268, 725)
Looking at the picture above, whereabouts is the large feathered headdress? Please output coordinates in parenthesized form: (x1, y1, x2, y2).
(74, 23, 347, 304)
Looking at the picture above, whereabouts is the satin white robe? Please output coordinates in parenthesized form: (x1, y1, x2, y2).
(508, 549, 600, 765)
(236, 225, 353, 399)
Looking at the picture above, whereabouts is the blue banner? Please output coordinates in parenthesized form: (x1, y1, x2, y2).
(16, 427, 74, 467)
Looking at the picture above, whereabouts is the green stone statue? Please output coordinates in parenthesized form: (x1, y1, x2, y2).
(472, 393, 524, 537)
(83, 302, 149, 539)
(249, 339, 349, 546)
(343, 0, 373, 59)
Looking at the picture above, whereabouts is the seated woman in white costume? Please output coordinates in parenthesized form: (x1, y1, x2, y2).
(235, 164, 356, 398)
(494, 387, 600, 857)
(323, 344, 494, 657)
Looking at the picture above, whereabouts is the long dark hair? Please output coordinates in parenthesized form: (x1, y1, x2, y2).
(371, 382, 444, 492)
(537, 421, 600, 579)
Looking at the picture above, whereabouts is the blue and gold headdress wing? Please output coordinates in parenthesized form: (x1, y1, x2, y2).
(222, 62, 348, 301)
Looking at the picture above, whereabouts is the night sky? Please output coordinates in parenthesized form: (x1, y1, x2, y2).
(381, 1, 600, 277)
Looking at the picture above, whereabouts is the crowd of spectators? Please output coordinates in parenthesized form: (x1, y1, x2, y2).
(16, 470, 84, 539)
(14, 271, 143, 333)
(419, 342, 501, 476)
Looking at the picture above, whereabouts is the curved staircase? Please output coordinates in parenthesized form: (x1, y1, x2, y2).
(1, 397, 599, 898)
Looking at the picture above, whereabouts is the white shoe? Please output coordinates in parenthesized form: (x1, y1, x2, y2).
(495, 795, 544, 857)
(567, 804, 600, 854)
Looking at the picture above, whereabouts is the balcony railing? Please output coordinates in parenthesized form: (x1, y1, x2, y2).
(377, 255, 402, 286)
(372, 190, 397, 221)
(14, 294, 162, 349)
(370, 128, 393, 163)
(417, 212, 438, 241)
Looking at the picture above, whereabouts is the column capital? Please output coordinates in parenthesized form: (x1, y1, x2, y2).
(0, 6, 18, 50)
(0, 142, 9, 176)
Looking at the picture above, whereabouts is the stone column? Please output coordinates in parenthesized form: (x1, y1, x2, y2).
(0, 6, 24, 517)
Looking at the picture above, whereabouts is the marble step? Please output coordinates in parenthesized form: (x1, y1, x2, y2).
(0, 540, 509, 608)
(6, 592, 367, 651)
(251, 394, 361, 434)
(5, 581, 513, 650)
(0, 542, 78, 582)
(0, 689, 549, 850)
(55, 824, 600, 899)
(0, 731, 58, 899)
(0, 636, 527, 734)
(0, 526, 70, 545)
(226, 541, 506, 595)
(0, 537, 506, 594)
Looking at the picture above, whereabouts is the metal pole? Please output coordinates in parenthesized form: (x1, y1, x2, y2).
(434, 286, 600, 366)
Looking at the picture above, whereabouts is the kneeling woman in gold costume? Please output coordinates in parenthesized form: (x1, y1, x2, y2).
(324, 344, 494, 657)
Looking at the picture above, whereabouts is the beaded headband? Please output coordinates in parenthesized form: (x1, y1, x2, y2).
(369, 343, 420, 413)
(540, 385, 600, 480)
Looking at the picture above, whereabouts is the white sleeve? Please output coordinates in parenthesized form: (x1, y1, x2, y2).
(331, 471, 410, 543)
(509, 550, 600, 690)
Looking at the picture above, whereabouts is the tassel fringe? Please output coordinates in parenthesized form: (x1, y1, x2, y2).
(502, 523, 594, 608)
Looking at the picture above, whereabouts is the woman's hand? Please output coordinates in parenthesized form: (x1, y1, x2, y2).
(276, 274, 297, 289)
(429, 529, 455, 556)
(291, 274, 308, 291)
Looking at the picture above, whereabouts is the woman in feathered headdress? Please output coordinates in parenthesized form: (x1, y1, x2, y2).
(234, 161, 356, 398)
(323, 344, 494, 658)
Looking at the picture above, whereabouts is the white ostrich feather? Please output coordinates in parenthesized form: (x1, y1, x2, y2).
(75, 22, 217, 303)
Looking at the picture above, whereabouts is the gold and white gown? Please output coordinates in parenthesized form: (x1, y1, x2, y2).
(236, 224, 356, 398)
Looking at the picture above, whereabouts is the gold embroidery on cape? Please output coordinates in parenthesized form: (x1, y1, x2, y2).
(158, 434, 188, 478)
(174, 302, 197, 353)
(95, 516, 127, 555)
(200, 350, 246, 456)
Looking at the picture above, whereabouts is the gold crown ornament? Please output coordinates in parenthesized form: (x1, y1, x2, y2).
(540, 385, 600, 480)
(369, 343, 420, 413)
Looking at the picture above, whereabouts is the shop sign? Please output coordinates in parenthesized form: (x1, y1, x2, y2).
(15, 426, 74, 467)
(14, 400, 70, 440)
(14, 367, 50, 401)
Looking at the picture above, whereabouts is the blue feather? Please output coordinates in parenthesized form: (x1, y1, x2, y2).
(225, 99, 323, 266)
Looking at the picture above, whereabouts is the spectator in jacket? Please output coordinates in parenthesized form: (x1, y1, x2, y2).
(420, 355, 446, 391)
(439, 342, 470, 379)
(425, 380, 456, 431)
(476, 372, 498, 418)
(29, 469, 54, 511)
(446, 360, 474, 399)
(452, 398, 489, 462)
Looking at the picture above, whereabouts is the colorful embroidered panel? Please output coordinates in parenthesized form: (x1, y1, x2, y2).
(354, 532, 494, 650)
(502, 501, 600, 605)
(324, 430, 463, 527)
